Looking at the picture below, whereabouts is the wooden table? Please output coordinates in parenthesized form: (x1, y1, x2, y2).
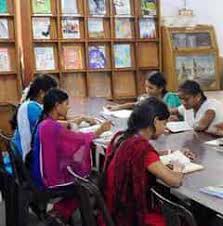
(69, 97, 223, 216)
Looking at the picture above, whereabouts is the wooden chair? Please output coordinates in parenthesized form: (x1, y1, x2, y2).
(0, 102, 17, 136)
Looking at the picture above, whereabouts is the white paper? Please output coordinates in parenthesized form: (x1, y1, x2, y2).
(0, 48, 10, 71)
(205, 138, 223, 147)
(0, 19, 9, 39)
(32, 17, 50, 39)
(166, 121, 193, 133)
(102, 107, 132, 119)
(34, 47, 55, 71)
(61, 0, 78, 14)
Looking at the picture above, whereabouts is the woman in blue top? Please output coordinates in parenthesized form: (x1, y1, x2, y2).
(106, 71, 181, 110)
(11, 74, 58, 161)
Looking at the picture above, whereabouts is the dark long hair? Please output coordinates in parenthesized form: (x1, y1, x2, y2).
(42, 88, 69, 117)
(29, 88, 69, 164)
(107, 97, 170, 166)
(146, 71, 167, 96)
(178, 80, 207, 101)
(26, 74, 58, 101)
(10, 74, 58, 130)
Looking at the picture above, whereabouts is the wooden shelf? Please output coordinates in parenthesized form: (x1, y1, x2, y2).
(162, 25, 220, 91)
(21, 0, 161, 99)
(0, 0, 21, 102)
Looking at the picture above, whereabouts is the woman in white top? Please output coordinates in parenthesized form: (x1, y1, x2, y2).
(171, 80, 223, 133)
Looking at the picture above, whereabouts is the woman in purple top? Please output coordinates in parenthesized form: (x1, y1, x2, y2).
(32, 88, 111, 224)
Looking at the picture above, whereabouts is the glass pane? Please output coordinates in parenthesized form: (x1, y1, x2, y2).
(175, 54, 216, 90)
(172, 32, 211, 48)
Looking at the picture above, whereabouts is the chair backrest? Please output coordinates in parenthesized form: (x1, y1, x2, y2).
(67, 166, 115, 226)
(151, 187, 197, 226)
(0, 102, 17, 136)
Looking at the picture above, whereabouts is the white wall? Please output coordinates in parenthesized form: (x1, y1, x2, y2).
(161, 0, 223, 55)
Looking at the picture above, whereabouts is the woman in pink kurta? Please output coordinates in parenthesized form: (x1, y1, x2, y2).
(32, 88, 111, 224)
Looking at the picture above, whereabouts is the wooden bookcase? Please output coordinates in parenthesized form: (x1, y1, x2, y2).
(0, 0, 21, 102)
(21, 0, 162, 99)
(162, 25, 220, 91)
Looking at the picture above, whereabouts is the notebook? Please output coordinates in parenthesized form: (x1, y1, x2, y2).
(102, 107, 132, 119)
(166, 121, 193, 133)
(160, 151, 204, 174)
(200, 185, 223, 199)
(204, 138, 223, 147)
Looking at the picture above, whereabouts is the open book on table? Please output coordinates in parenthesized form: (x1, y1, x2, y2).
(166, 121, 193, 133)
(101, 107, 132, 119)
(160, 151, 204, 174)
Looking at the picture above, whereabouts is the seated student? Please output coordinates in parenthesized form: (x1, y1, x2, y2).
(32, 88, 111, 224)
(101, 97, 184, 226)
(106, 71, 181, 110)
(11, 74, 58, 161)
(11, 74, 97, 161)
(171, 80, 223, 133)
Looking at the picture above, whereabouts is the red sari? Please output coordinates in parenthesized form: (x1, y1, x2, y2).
(101, 132, 166, 226)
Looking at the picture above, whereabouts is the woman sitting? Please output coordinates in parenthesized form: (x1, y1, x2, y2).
(32, 88, 111, 224)
(11, 74, 58, 161)
(101, 97, 184, 226)
(171, 80, 223, 133)
(106, 71, 181, 111)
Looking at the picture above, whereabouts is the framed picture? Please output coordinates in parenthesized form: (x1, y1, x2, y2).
(175, 54, 217, 90)
(172, 32, 212, 49)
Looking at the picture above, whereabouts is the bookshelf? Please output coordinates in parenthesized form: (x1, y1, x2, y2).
(0, 0, 21, 102)
(21, 0, 162, 99)
(162, 25, 220, 91)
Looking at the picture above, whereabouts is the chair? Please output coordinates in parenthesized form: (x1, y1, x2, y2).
(67, 166, 115, 226)
(0, 131, 78, 226)
(150, 187, 198, 226)
(0, 102, 17, 136)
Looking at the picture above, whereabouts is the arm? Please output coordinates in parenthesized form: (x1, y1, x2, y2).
(106, 102, 136, 111)
(194, 110, 215, 132)
(147, 161, 184, 188)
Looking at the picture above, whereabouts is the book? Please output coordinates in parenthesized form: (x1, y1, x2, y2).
(139, 18, 156, 38)
(63, 46, 83, 70)
(88, 46, 106, 69)
(34, 46, 55, 71)
(141, 0, 157, 16)
(205, 138, 223, 149)
(200, 186, 223, 199)
(0, 18, 9, 39)
(0, 48, 10, 71)
(32, 17, 50, 39)
(88, 18, 104, 38)
(115, 18, 132, 39)
(166, 121, 193, 133)
(88, 0, 106, 15)
(160, 151, 204, 174)
(114, 44, 131, 68)
(61, 0, 78, 14)
(32, 0, 51, 14)
(114, 0, 131, 15)
(0, 0, 7, 13)
(62, 18, 80, 39)
(102, 107, 132, 118)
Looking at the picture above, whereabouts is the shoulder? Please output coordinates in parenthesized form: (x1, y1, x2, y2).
(28, 101, 42, 112)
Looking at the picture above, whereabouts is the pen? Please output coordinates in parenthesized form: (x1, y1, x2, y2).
(100, 115, 115, 126)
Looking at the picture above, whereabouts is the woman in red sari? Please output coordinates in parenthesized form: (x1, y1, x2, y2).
(102, 97, 184, 226)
